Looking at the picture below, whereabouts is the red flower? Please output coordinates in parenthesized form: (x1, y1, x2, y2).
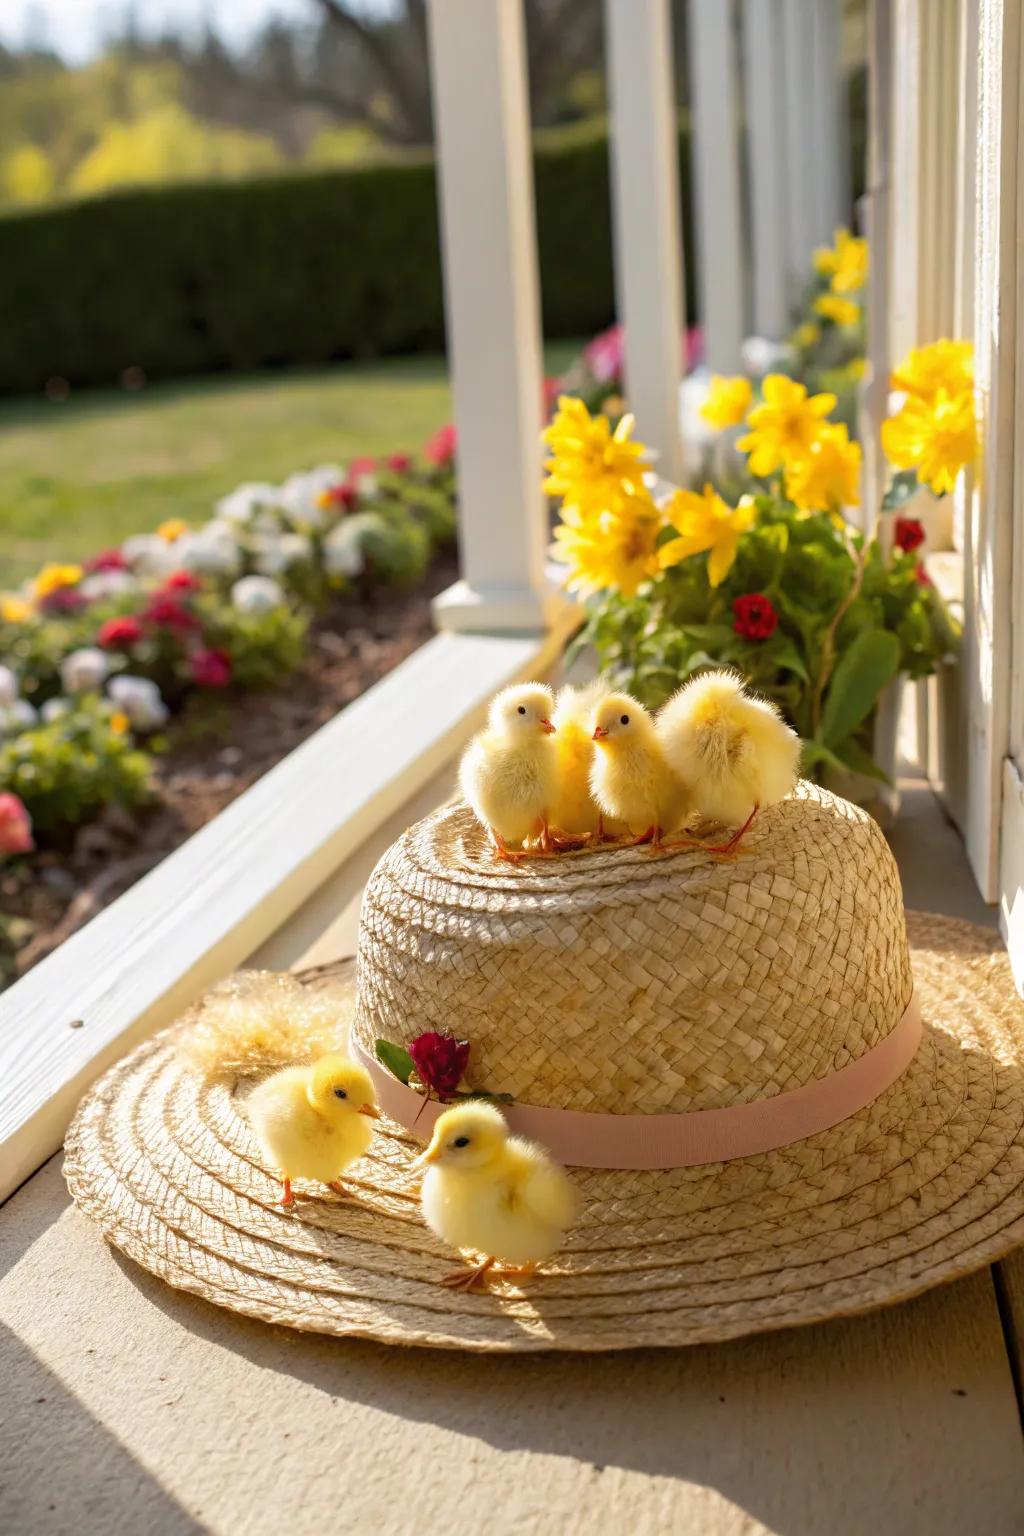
(145, 593, 201, 632)
(894, 517, 925, 553)
(161, 570, 202, 593)
(424, 423, 457, 466)
(386, 452, 412, 474)
(732, 592, 779, 641)
(349, 455, 377, 477)
(85, 548, 128, 573)
(323, 482, 358, 512)
(914, 563, 932, 587)
(98, 615, 143, 649)
(189, 648, 232, 688)
(0, 792, 33, 856)
(408, 1032, 470, 1100)
(39, 588, 88, 614)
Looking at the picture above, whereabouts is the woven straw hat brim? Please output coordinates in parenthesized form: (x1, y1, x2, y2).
(64, 913, 1024, 1353)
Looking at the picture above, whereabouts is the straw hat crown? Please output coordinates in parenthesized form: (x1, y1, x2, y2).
(352, 781, 914, 1116)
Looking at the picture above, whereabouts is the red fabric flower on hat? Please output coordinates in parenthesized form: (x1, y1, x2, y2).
(408, 1032, 470, 1100)
(894, 517, 925, 553)
(189, 648, 232, 688)
(98, 615, 143, 649)
(732, 592, 779, 641)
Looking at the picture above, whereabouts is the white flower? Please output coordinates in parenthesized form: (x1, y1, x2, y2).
(279, 464, 345, 532)
(40, 697, 71, 723)
(0, 664, 18, 707)
(253, 532, 312, 576)
(232, 575, 285, 615)
(216, 482, 282, 527)
(1, 700, 37, 733)
(121, 534, 177, 577)
(108, 675, 169, 731)
(61, 647, 110, 694)
(323, 521, 365, 579)
(80, 570, 138, 601)
(178, 522, 242, 578)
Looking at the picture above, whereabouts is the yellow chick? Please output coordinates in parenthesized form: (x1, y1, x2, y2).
(246, 1054, 381, 1207)
(413, 1102, 579, 1291)
(589, 690, 689, 849)
(459, 681, 559, 860)
(657, 669, 801, 854)
(548, 679, 611, 843)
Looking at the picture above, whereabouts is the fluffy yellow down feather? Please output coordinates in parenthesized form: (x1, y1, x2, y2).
(589, 690, 689, 847)
(177, 972, 349, 1078)
(459, 681, 559, 858)
(246, 1054, 380, 1207)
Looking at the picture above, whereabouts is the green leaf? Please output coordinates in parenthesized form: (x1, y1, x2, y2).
(375, 1039, 414, 1085)
(679, 623, 736, 648)
(800, 739, 850, 776)
(819, 628, 901, 748)
(759, 633, 809, 681)
(831, 734, 893, 785)
(881, 469, 919, 512)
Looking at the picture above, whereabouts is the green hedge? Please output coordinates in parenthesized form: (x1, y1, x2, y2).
(0, 127, 695, 396)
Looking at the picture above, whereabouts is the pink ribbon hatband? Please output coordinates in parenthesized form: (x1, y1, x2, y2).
(354, 994, 923, 1171)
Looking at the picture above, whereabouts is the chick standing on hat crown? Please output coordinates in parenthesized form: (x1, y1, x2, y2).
(247, 1055, 381, 1207)
(413, 1103, 579, 1291)
(589, 690, 689, 850)
(460, 682, 559, 860)
(547, 679, 618, 844)
(657, 670, 800, 855)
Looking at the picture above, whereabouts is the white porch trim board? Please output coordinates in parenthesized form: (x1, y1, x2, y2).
(605, 0, 686, 483)
(688, 0, 745, 371)
(426, 0, 550, 635)
(0, 620, 578, 1206)
(744, 0, 790, 340)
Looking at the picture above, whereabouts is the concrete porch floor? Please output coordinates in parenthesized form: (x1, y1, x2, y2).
(1, 760, 1021, 1536)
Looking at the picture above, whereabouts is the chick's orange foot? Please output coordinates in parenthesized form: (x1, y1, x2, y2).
(440, 1257, 497, 1292)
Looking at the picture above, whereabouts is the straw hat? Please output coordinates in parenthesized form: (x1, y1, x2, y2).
(65, 782, 1024, 1352)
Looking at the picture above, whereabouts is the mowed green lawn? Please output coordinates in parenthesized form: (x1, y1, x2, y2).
(0, 346, 581, 588)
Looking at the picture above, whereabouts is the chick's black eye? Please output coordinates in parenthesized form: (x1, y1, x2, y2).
(620, 713, 630, 726)
(334, 1087, 348, 1100)
(517, 705, 526, 715)
(453, 1135, 471, 1148)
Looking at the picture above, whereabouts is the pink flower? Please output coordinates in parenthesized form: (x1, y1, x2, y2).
(349, 456, 377, 477)
(408, 1032, 470, 1100)
(161, 570, 202, 594)
(424, 423, 457, 466)
(145, 593, 200, 633)
(0, 792, 34, 856)
(189, 648, 232, 688)
(584, 323, 624, 384)
(98, 615, 144, 650)
(684, 326, 705, 372)
(39, 588, 87, 614)
(85, 549, 129, 573)
(386, 452, 412, 474)
(542, 375, 562, 415)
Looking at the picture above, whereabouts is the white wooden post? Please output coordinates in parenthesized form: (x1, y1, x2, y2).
(808, 0, 848, 244)
(862, 0, 893, 520)
(780, 0, 817, 298)
(427, 0, 551, 634)
(605, 0, 686, 483)
(744, 0, 790, 339)
(688, 0, 745, 369)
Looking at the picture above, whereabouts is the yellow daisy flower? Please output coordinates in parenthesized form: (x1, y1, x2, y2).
(542, 396, 648, 514)
(785, 423, 862, 513)
(33, 563, 83, 599)
(700, 374, 753, 431)
(881, 388, 978, 495)
(552, 493, 663, 598)
(813, 227, 869, 294)
(157, 518, 190, 543)
(890, 339, 973, 401)
(658, 485, 756, 588)
(814, 293, 861, 328)
(0, 595, 33, 623)
(736, 374, 838, 477)
(791, 322, 821, 350)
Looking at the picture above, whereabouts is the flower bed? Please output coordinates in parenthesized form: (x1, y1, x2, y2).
(0, 427, 457, 982)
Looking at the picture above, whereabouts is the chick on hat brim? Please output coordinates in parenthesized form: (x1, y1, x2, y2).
(64, 912, 1024, 1354)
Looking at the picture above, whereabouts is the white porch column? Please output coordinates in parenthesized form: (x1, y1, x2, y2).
(862, 0, 893, 520)
(744, 0, 790, 339)
(427, 0, 551, 634)
(605, 0, 686, 482)
(780, 0, 817, 296)
(688, 0, 745, 370)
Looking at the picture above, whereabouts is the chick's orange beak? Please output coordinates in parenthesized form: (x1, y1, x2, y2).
(359, 1102, 381, 1119)
(539, 717, 556, 735)
(592, 725, 609, 740)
